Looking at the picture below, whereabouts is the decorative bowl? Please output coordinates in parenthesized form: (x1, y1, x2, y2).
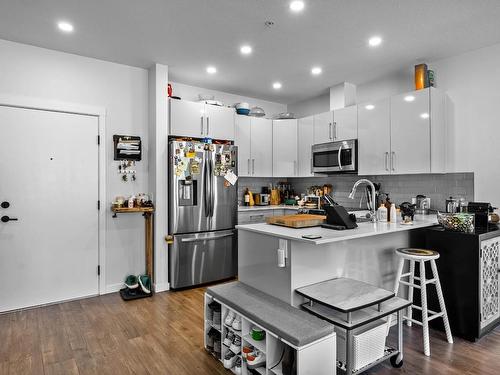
(236, 108, 250, 115)
(437, 212, 475, 233)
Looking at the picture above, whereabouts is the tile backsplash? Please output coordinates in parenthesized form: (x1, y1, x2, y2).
(288, 173, 474, 212)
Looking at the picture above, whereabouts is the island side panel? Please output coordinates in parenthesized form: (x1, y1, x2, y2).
(238, 230, 292, 304)
(290, 229, 427, 307)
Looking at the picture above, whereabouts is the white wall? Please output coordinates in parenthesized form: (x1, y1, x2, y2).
(287, 92, 330, 118)
(0, 39, 149, 291)
(170, 81, 286, 118)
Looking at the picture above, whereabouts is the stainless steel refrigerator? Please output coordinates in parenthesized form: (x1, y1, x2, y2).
(168, 140, 237, 289)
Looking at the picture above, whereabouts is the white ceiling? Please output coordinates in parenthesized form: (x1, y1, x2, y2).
(1, 0, 500, 104)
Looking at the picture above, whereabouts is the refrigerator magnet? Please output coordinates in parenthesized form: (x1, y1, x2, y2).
(190, 161, 200, 174)
(224, 170, 238, 185)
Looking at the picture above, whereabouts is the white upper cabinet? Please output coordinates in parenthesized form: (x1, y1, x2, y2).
(234, 115, 252, 176)
(313, 111, 333, 144)
(169, 99, 235, 140)
(297, 116, 314, 177)
(169, 99, 205, 138)
(251, 118, 273, 177)
(333, 105, 358, 141)
(390, 89, 431, 174)
(205, 104, 235, 140)
(273, 119, 298, 177)
(358, 98, 391, 175)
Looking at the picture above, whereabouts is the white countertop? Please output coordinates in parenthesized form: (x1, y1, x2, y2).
(236, 215, 438, 245)
(238, 205, 301, 212)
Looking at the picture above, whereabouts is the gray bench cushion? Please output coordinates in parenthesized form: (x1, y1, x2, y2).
(206, 281, 335, 347)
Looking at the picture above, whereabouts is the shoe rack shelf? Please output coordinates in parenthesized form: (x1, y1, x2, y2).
(205, 292, 336, 375)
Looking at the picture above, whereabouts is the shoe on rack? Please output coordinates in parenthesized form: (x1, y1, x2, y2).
(229, 335, 241, 354)
(206, 334, 214, 351)
(213, 305, 222, 329)
(231, 315, 242, 331)
(223, 331, 235, 347)
(223, 351, 238, 369)
(138, 274, 151, 294)
(213, 339, 221, 359)
(247, 350, 266, 369)
(224, 310, 236, 326)
(242, 345, 254, 359)
(124, 275, 139, 289)
(234, 357, 242, 375)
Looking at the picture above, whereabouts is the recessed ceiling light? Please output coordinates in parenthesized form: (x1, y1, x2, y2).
(420, 113, 430, 119)
(57, 21, 74, 33)
(311, 67, 322, 75)
(273, 82, 282, 90)
(365, 104, 375, 110)
(240, 45, 252, 55)
(206, 66, 217, 74)
(404, 95, 415, 102)
(290, 1, 305, 12)
(368, 36, 382, 47)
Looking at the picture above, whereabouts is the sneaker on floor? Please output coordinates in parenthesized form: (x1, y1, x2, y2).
(234, 357, 242, 375)
(229, 335, 241, 354)
(223, 331, 235, 347)
(223, 351, 238, 369)
(247, 350, 266, 369)
(124, 275, 139, 289)
(224, 310, 236, 326)
(231, 315, 242, 331)
(138, 274, 151, 294)
(242, 345, 254, 359)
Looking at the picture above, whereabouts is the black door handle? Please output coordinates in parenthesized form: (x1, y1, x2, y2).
(1, 202, 9, 209)
(1, 216, 18, 223)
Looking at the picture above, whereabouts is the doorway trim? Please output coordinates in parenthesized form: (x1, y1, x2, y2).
(0, 94, 107, 295)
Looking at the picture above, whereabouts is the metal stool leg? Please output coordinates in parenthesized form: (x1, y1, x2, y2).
(387, 258, 406, 335)
(430, 259, 453, 344)
(420, 260, 430, 356)
(406, 260, 415, 327)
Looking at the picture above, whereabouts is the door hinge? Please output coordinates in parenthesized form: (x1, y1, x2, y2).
(97, 265, 101, 276)
(97, 200, 100, 210)
(97, 135, 101, 145)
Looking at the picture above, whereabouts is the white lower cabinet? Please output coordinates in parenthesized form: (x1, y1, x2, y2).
(235, 116, 273, 177)
(297, 116, 314, 177)
(273, 119, 298, 177)
(358, 87, 446, 175)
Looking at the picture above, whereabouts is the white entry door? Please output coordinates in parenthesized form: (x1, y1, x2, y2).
(0, 105, 99, 312)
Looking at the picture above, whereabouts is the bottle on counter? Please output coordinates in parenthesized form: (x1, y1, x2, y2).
(128, 195, 135, 208)
(244, 188, 250, 206)
(384, 194, 392, 222)
(377, 204, 388, 222)
(390, 203, 397, 223)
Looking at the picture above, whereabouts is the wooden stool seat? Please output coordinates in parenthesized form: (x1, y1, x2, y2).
(387, 247, 453, 356)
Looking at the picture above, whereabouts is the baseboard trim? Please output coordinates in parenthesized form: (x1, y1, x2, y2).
(155, 282, 170, 293)
(104, 283, 124, 294)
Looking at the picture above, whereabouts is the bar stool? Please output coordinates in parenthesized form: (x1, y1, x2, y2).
(387, 248, 453, 356)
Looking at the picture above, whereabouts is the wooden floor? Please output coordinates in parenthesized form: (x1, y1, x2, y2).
(0, 287, 499, 375)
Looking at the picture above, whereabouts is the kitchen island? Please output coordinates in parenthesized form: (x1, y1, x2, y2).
(237, 215, 438, 307)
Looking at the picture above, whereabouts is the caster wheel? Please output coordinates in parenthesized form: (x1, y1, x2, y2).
(390, 354, 403, 368)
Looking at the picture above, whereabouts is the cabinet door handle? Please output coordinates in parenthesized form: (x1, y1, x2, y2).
(385, 152, 389, 171)
(247, 158, 250, 175)
(310, 157, 313, 175)
(252, 159, 255, 175)
(333, 121, 337, 140)
(391, 151, 396, 171)
(328, 122, 332, 140)
(206, 116, 210, 135)
(250, 214, 264, 220)
(200, 116, 204, 135)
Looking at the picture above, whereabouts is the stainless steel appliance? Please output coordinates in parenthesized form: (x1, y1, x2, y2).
(312, 139, 357, 174)
(413, 195, 431, 215)
(168, 140, 237, 289)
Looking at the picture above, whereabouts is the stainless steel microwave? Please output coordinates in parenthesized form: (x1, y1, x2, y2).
(311, 139, 357, 174)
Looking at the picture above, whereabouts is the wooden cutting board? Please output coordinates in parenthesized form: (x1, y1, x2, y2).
(266, 214, 326, 228)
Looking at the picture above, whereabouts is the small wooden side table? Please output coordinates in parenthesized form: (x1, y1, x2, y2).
(112, 206, 155, 299)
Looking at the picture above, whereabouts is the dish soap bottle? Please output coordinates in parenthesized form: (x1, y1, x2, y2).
(377, 204, 388, 222)
(390, 203, 397, 223)
(244, 188, 250, 206)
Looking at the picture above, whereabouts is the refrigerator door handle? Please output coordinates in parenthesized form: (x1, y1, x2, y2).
(203, 152, 210, 217)
(180, 233, 234, 243)
(209, 156, 214, 217)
